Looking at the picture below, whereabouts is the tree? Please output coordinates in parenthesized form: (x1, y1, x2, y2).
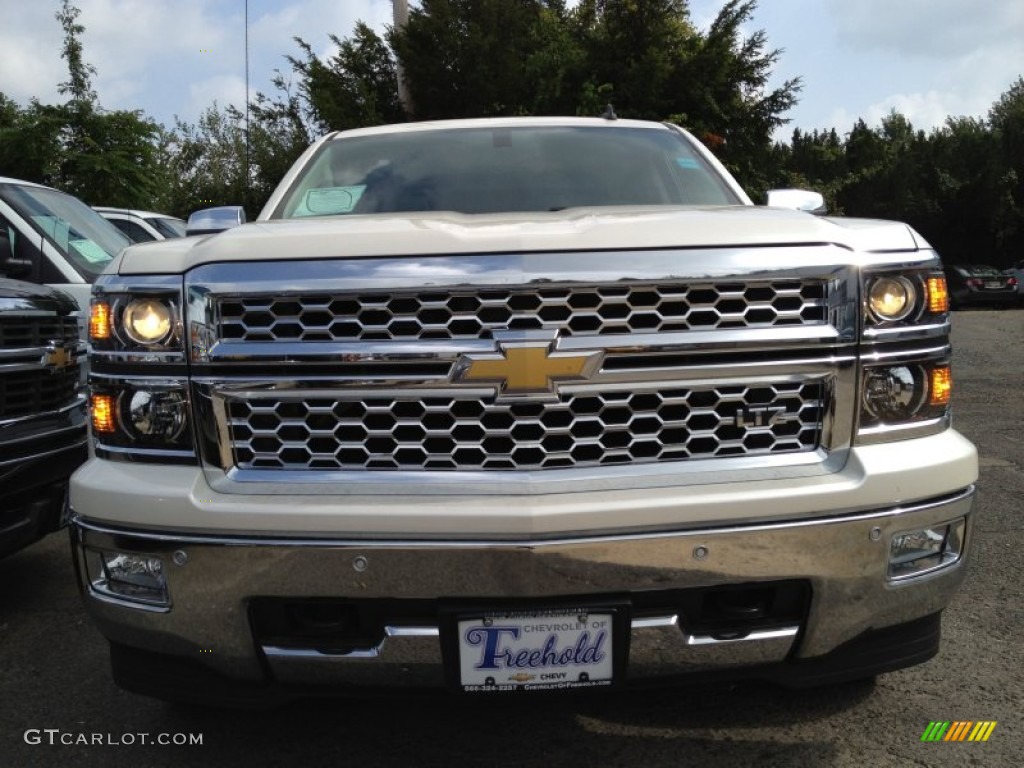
(159, 105, 249, 217)
(391, 0, 564, 119)
(0, 2, 164, 207)
(288, 23, 405, 133)
(668, 0, 800, 195)
(385, 0, 799, 193)
(987, 77, 1024, 261)
(0, 96, 64, 184)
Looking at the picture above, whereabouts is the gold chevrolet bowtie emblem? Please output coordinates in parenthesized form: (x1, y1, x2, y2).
(42, 342, 73, 369)
(454, 332, 602, 398)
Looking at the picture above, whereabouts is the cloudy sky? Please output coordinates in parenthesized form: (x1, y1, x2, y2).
(1, 0, 1021, 139)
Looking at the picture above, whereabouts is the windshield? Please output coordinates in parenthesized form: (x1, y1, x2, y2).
(0, 184, 129, 280)
(148, 216, 186, 238)
(273, 125, 741, 219)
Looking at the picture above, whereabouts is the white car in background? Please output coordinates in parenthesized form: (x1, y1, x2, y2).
(0, 176, 129, 313)
(93, 207, 186, 244)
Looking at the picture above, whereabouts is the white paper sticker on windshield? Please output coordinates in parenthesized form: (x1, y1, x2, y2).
(70, 239, 112, 264)
(298, 186, 366, 216)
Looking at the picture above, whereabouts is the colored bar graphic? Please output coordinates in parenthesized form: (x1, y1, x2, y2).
(921, 722, 950, 742)
(944, 721, 971, 741)
(970, 722, 997, 742)
(921, 721, 996, 742)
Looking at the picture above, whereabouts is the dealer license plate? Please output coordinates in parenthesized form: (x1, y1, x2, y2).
(457, 609, 614, 692)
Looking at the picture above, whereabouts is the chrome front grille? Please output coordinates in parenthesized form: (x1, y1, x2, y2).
(191, 252, 854, 486)
(225, 382, 825, 472)
(0, 316, 78, 349)
(0, 366, 80, 419)
(217, 280, 828, 342)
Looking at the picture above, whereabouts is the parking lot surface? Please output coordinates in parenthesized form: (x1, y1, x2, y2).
(1, 309, 1021, 767)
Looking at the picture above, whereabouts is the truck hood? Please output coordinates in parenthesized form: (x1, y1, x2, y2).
(0, 277, 80, 313)
(114, 206, 929, 276)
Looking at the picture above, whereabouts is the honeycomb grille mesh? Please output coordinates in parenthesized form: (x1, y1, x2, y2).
(217, 281, 827, 342)
(226, 382, 824, 472)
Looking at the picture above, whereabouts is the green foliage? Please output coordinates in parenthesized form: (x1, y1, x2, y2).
(158, 105, 249, 217)
(288, 24, 404, 133)
(391, 0, 573, 118)
(0, 2, 163, 209)
(55, 0, 97, 105)
(768, 86, 1024, 267)
(386, 0, 799, 193)
(668, 0, 800, 194)
(0, 97, 64, 184)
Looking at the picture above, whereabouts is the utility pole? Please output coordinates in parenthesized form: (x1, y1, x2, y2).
(244, 0, 250, 199)
(392, 0, 413, 116)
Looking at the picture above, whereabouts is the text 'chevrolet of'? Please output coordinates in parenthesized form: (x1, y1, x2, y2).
(69, 117, 977, 705)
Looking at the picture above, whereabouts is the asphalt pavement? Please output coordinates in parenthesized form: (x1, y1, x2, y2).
(1, 309, 1021, 767)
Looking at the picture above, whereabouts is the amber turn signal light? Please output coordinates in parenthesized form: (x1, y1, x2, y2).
(926, 277, 949, 313)
(929, 367, 952, 407)
(90, 302, 112, 340)
(91, 394, 116, 433)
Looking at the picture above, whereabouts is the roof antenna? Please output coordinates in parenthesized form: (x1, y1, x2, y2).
(601, 103, 618, 120)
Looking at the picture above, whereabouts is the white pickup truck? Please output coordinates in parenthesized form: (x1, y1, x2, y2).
(70, 117, 977, 705)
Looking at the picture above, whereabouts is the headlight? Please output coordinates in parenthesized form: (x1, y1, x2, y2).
(868, 277, 915, 322)
(863, 365, 925, 421)
(89, 284, 182, 353)
(123, 298, 173, 345)
(90, 383, 194, 460)
(858, 362, 952, 442)
(119, 390, 188, 442)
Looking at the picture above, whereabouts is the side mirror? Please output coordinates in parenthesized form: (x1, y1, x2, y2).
(186, 206, 246, 236)
(766, 189, 827, 215)
(0, 230, 33, 278)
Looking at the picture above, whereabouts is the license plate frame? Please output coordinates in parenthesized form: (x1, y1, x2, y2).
(441, 602, 629, 694)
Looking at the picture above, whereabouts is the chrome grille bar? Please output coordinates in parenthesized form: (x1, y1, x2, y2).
(217, 280, 827, 343)
(223, 381, 825, 472)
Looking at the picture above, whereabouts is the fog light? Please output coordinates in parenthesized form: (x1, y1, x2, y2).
(888, 518, 965, 581)
(86, 550, 169, 606)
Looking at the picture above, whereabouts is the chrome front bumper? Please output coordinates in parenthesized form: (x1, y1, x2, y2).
(72, 487, 975, 692)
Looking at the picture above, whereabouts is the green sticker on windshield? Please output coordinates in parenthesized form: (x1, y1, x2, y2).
(70, 239, 112, 264)
(297, 186, 366, 216)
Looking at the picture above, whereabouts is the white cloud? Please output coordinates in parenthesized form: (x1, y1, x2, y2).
(0, 0, 394, 128)
(0, 4, 65, 105)
(864, 91, 957, 131)
(826, 0, 1024, 58)
(187, 74, 248, 117)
